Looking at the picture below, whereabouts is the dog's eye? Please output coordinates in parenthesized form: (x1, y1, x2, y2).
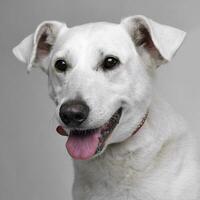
(102, 56, 120, 70)
(54, 59, 68, 72)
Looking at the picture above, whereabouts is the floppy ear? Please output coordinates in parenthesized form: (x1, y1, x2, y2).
(13, 21, 67, 73)
(121, 15, 186, 67)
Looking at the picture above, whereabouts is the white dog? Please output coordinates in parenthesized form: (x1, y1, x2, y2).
(13, 15, 200, 200)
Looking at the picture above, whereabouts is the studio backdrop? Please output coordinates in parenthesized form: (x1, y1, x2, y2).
(0, 0, 199, 200)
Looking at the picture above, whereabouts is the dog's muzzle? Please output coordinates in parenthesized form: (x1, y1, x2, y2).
(57, 105, 123, 160)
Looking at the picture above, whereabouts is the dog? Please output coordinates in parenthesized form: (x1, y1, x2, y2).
(13, 15, 200, 200)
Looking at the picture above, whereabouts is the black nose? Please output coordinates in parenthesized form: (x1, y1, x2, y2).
(59, 100, 90, 127)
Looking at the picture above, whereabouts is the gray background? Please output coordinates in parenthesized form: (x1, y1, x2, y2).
(0, 0, 199, 200)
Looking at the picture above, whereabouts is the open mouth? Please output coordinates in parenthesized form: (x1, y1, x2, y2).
(57, 107, 122, 160)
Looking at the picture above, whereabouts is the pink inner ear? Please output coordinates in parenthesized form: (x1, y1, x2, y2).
(36, 32, 52, 59)
(133, 24, 164, 66)
(144, 34, 156, 50)
(134, 25, 164, 61)
(137, 26, 157, 51)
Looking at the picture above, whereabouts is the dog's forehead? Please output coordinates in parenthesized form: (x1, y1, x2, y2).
(56, 22, 133, 53)
(68, 22, 124, 37)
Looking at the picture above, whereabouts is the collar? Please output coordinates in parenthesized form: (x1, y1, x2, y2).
(131, 111, 149, 136)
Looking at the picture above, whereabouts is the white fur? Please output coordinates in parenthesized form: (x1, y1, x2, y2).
(13, 15, 200, 200)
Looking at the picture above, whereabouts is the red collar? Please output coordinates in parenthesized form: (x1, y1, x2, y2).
(131, 111, 149, 136)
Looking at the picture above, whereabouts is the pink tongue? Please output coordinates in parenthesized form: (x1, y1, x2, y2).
(66, 130, 101, 160)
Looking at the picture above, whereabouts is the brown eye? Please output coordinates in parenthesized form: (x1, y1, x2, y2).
(102, 56, 120, 70)
(55, 59, 68, 72)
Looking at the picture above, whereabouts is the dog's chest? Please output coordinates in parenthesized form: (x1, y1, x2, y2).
(72, 156, 172, 200)
(73, 157, 136, 199)
(72, 170, 171, 200)
(72, 141, 200, 200)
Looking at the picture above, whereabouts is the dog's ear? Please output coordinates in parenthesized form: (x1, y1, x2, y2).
(121, 15, 186, 67)
(13, 21, 67, 73)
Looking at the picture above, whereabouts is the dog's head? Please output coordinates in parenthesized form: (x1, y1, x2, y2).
(13, 15, 185, 160)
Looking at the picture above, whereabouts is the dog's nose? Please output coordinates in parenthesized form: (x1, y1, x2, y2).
(59, 100, 90, 127)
